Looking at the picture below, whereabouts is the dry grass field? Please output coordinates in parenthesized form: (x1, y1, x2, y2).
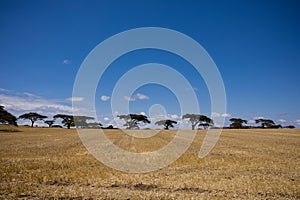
(0, 125, 299, 199)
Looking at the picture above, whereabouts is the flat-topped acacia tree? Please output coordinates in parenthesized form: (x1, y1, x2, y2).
(53, 114, 75, 129)
(155, 119, 177, 130)
(73, 116, 94, 128)
(118, 114, 150, 129)
(44, 119, 55, 127)
(182, 114, 213, 130)
(0, 105, 18, 126)
(229, 118, 248, 129)
(19, 112, 47, 127)
(255, 119, 275, 128)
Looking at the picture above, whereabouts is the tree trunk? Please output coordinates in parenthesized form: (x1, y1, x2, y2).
(67, 124, 70, 129)
(31, 120, 34, 127)
(191, 124, 196, 130)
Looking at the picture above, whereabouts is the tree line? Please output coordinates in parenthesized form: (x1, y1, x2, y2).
(0, 105, 295, 129)
(228, 118, 295, 129)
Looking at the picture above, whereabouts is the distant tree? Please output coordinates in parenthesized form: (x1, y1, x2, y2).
(102, 125, 116, 129)
(44, 119, 55, 127)
(155, 119, 177, 130)
(87, 122, 103, 129)
(271, 124, 282, 129)
(0, 105, 18, 126)
(182, 114, 213, 130)
(118, 114, 150, 129)
(52, 125, 63, 128)
(53, 114, 74, 129)
(229, 118, 248, 129)
(284, 125, 295, 129)
(255, 119, 275, 128)
(19, 112, 47, 127)
(74, 116, 94, 128)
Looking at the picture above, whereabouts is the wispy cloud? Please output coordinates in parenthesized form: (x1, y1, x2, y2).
(170, 114, 180, 119)
(100, 95, 110, 101)
(63, 59, 71, 65)
(212, 112, 231, 118)
(254, 116, 264, 119)
(0, 88, 9, 92)
(248, 119, 256, 124)
(277, 113, 288, 116)
(278, 119, 287, 123)
(124, 96, 136, 101)
(123, 93, 149, 101)
(66, 97, 84, 102)
(295, 120, 300, 125)
(136, 93, 149, 100)
(0, 88, 91, 117)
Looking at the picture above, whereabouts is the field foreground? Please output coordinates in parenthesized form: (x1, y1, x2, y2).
(0, 127, 299, 199)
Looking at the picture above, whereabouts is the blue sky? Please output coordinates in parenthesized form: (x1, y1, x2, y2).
(0, 0, 300, 128)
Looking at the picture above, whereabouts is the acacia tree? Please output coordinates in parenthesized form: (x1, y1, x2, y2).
(53, 114, 74, 129)
(182, 114, 213, 130)
(155, 119, 177, 130)
(255, 119, 275, 128)
(229, 118, 248, 129)
(44, 119, 55, 127)
(87, 122, 103, 129)
(118, 114, 150, 129)
(0, 105, 18, 126)
(19, 112, 47, 127)
(74, 116, 94, 128)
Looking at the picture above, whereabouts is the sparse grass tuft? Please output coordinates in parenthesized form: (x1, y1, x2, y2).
(0, 124, 21, 132)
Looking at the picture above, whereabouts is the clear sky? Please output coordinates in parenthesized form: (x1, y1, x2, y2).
(0, 0, 299, 128)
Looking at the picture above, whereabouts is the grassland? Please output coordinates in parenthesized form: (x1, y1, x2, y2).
(0, 126, 299, 199)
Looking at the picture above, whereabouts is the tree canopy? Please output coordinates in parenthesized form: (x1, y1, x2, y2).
(255, 119, 275, 128)
(19, 112, 47, 127)
(44, 119, 55, 127)
(182, 114, 213, 130)
(118, 114, 150, 129)
(0, 105, 18, 126)
(229, 118, 248, 129)
(53, 114, 75, 129)
(86, 122, 103, 129)
(155, 119, 177, 130)
(74, 116, 95, 128)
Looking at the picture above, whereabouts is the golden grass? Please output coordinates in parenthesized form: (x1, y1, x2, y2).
(0, 127, 299, 199)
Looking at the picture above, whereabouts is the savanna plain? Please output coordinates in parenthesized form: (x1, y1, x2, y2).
(0, 125, 299, 199)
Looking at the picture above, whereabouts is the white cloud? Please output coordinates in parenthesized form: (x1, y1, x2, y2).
(124, 96, 135, 101)
(0, 89, 92, 118)
(221, 113, 231, 117)
(278, 119, 287, 123)
(248, 119, 255, 124)
(66, 97, 84, 102)
(212, 112, 221, 117)
(170, 114, 179, 119)
(0, 88, 9, 92)
(123, 93, 149, 101)
(212, 112, 231, 118)
(100, 95, 110, 101)
(104, 117, 110, 121)
(254, 116, 264, 119)
(295, 120, 300, 125)
(63, 59, 71, 65)
(136, 93, 149, 100)
(140, 112, 146, 116)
